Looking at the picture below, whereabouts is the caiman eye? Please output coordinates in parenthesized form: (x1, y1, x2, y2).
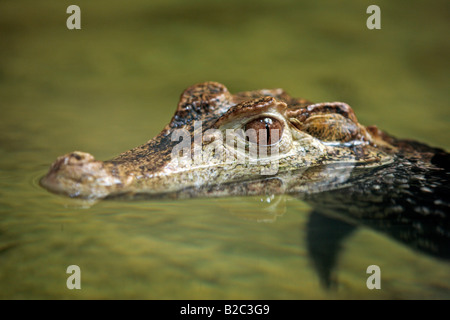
(244, 117, 284, 146)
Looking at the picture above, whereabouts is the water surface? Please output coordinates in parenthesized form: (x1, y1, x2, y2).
(0, 0, 449, 299)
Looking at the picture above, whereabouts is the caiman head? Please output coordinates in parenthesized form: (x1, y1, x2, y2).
(40, 82, 395, 200)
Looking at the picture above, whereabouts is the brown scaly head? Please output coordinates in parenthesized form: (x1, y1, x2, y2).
(40, 82, 395, 200)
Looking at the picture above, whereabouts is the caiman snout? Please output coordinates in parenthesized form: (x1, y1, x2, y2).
(40, 151, 122, 199)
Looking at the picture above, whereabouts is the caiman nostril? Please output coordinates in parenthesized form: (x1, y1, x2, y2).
(71, 153, 83, 161)
(66, 151, 95, 165)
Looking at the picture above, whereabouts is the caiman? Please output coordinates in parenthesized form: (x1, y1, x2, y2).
(40, 82, 450, 287)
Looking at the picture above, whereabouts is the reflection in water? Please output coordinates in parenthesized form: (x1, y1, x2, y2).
(306, 212, 356, 289)
(303, 147, 450, 288)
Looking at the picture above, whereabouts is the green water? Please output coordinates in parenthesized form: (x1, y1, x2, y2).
(0, 0, 449, 299)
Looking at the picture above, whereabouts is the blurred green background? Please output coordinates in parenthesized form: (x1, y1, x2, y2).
(0, 0, 449, 299)
(1, 0, 448, 159)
